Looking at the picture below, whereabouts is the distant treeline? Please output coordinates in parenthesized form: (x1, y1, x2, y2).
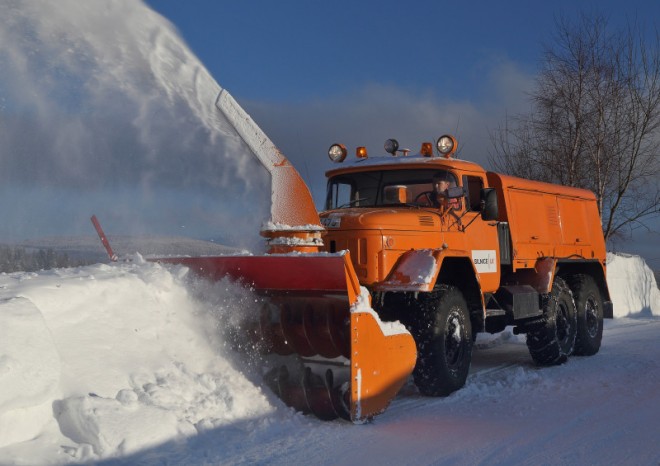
(0, 245, 89, 273)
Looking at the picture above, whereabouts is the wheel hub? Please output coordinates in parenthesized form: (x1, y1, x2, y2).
(585, 297, 599, 338)
(445, 311, 464, 367)
(556, 302, 570, 343)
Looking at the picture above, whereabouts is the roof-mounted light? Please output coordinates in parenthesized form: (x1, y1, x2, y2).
(436, 134, 457, 158)
(421, 142, 433, 157)
(328, 143, 347, 163)
(384, 138, 411, 156)
(384, 138, 399, 155)
(356, 146, 368, 158)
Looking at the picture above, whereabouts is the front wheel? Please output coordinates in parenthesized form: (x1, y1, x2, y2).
(409, 286, 473, 396)
(526, 276, 577, 365)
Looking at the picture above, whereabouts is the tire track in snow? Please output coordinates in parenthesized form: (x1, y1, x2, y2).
(381, 344, 533, 420)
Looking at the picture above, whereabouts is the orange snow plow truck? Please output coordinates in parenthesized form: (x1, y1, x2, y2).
(156, 91, 612, 423)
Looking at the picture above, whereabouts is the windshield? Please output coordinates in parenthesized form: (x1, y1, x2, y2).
(325, 169, 457, 210)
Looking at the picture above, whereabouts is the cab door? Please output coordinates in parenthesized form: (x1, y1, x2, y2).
(461, 174, 500, 293)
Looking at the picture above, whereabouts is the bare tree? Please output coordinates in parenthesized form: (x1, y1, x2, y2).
(490, 14, 660, 242)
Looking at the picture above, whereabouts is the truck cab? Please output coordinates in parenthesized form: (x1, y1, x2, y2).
(320, 136, 502, 298)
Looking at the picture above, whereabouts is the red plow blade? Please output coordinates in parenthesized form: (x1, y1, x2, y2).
(155, 253, 417, 422)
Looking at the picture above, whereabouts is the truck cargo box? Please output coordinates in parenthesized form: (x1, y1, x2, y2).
(486, 172, 606, 269)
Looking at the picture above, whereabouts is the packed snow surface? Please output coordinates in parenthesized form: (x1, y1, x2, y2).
(0, 253, 658, 465)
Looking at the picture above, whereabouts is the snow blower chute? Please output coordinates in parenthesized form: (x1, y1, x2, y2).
(152, 90, 416, 422)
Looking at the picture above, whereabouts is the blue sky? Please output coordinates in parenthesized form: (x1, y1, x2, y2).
(144, 0, 660, 267)
(145, 0, 658, 103)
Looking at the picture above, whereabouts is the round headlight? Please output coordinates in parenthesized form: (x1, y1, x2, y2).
(384, 138, 399, 155)
(328, 143, 347, 163)
(436, 135, 456, 157)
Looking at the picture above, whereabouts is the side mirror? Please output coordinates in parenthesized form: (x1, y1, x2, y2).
(480, 188, 498, 221)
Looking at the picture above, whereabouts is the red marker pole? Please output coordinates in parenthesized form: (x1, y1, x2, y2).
(90, 215, 118, 262)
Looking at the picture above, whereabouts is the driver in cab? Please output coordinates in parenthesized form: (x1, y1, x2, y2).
(432, 177, 460, 210)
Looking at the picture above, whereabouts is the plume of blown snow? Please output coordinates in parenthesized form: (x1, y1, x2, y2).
(0, 0, 269, 246)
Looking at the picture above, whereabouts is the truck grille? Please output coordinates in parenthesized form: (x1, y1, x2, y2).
(418, 215, 435, 226)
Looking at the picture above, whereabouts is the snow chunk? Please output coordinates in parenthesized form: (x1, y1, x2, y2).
(266, 236, 324, 246)
(127, 361, 275, 431)
(261, 221, 325, 232)
(53, 393, 194, 457)
(397, 250, 437, 284)
(384, 249, 438, 288)
(350, 286, 409, 336)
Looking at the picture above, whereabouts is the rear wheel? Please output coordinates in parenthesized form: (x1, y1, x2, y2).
(526, 276, 577, 365)
(409, 286, 472, 396)
(567, 274, 603, 356)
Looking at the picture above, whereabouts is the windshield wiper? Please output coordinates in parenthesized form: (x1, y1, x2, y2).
(338, 197, 370, 208)
(380, 202, 423, 209)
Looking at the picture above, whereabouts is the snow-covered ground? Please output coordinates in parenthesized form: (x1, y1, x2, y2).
(0, 253, 658, 465)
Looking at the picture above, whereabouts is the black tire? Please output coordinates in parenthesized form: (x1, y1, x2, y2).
(409, 286, 473, 396)
(566, 274, 603, 356)
(526, 276, 577, 365)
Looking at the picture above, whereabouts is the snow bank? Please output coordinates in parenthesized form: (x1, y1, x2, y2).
(0, 259, 276, 464)
(607, 252, 660, 317)
(0, 298, 61, 448)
